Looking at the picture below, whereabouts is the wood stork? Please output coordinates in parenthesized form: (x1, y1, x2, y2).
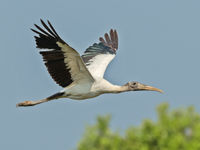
(17, 19, 163, 107)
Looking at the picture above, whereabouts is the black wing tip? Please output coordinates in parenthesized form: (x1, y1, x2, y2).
(40, 19, 47, 25)
(30, 28, 40, 35)
(99, 29, 118, 51)
(40, 18, 44, 23)
(30, 19, 64, 50)
(31, 19, 66, 49)
(31, 19, 62, 39)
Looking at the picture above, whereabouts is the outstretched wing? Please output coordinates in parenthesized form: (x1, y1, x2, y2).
(31, 19, 94, 87)
(82, 29, 118, 78)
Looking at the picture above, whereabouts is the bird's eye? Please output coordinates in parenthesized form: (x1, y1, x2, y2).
(133, 82, 137, 85)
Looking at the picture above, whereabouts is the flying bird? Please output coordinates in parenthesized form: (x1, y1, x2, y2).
(17, 19, 163, 107)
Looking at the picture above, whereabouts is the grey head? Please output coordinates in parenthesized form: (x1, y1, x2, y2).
(125, 81, 163, 93)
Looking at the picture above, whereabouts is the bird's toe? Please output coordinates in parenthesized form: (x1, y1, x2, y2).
(16, 101, 34, 107)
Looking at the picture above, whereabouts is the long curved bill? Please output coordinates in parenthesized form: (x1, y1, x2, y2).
(139, 84, 163, 93)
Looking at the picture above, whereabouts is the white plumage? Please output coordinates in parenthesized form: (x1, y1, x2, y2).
(17, 19, 163, 107)
(85, 54, 115, 78)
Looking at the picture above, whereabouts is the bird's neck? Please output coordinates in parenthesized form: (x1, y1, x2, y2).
(95, 79, 129, 94)
(109, 85, 129, 93)
(101, 83, 129, 93)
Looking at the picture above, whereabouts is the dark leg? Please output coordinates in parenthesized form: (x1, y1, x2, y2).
(16, 92, 65, 107)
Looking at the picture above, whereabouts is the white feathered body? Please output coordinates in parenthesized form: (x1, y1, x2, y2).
(62, 77, 122, 100)
(17, 20, 162, 107)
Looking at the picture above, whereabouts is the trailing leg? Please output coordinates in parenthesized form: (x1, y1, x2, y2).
(16, 92, 64, 107)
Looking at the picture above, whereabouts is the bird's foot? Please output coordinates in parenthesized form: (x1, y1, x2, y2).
(16, 101, 35, 107)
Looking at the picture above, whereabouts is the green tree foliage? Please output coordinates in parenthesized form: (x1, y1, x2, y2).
(77, 103, 200, 150)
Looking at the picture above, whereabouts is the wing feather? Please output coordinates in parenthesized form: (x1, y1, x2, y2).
(31, 19, 94, 87)
(82, 29, 118, 78)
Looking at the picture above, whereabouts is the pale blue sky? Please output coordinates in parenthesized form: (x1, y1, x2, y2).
(1, 0, 200, 149)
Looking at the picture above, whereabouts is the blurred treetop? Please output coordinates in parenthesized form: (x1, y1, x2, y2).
(77, 103, 200, 150)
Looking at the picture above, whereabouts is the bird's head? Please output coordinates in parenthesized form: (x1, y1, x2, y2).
(125, 81, 163, 93)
